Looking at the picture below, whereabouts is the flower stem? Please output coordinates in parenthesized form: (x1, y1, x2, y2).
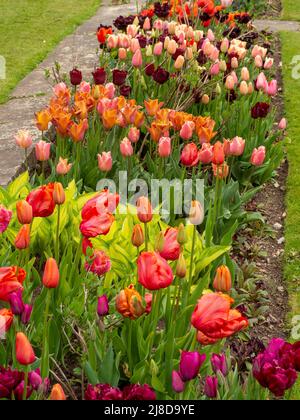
(23, 367, 28, 401)
(41, 289, 51, 379)
(55, 206, 61, 263)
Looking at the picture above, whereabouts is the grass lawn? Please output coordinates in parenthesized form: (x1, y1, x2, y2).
(281, 0, 300, 21)
(281, 31, 300, 399)
(0, 0, 101, 103)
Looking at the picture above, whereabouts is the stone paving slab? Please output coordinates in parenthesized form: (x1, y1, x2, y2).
(0, 1, 141, 186)
(253, 19, 300, 32)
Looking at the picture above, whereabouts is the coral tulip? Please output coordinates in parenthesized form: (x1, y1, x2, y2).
(180, 121, 195, 140)
(98, 151, 113, 172)
(128, 127, 140, 143)
(16, 332, 35, 366)
(50, 384, 67, 400)
(120, 137, 133, 157)
(159, 228, 180, 261)
(131, 224, 144, 248)
(158, 136, 171, 158)
(199, 143, 213, 164)
(250, 146, 266, 166)
(0, 266, 26, 302)
(15, 130, 33, 149)
(56, 157, 72, 175)
(16, 200, 33, 225)
(85, 250, 111, 277)
(180, 143, 199, 167)
(53, 182, 65, 205)
(35, 141, 51, 161)
(213, 265, 232, 292)
(116, 284, 145, 319)
(136, 196, 153, 224)
(14, 225, 30, 250)
(43, 258, 60, 289)
(138, 252, 173, 290)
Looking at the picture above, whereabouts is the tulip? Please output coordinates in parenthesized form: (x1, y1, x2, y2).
(43, 258, 60, 289)
(264, 57, 274, 69)
(69, 68, 82, 86)
(131, 224, 144, 248)
(0, 308, 13, 333)
(152, 67, 170, 84)
(53, 182, 65, 205)
(98, 151, 113, 172)
(278, 118, 287, 130)
(180, 143, 199, 167)
(174, 55, 185, 70)
(16, 332, 35, 365)
(0, 266, 26, 302)
(120, 137, 133, 157)
(21, 304, 32, 325)
(202, 94, 210, 105)
(254, 55, 263, 68)
(153, 42, 163, 56)
(159, 228, 180, 261)
(231, 57, 238, 69)
(132, 49, 143, 68)
(128, 127, 140, 143)
(80, 212, 115, 238)
(213, 265, 232, 292)
(211, 353, 228, 376)
(204, 376, 218, 398)
(116, 284, 145, 319)
(0, 205, 12, 233)
(15, 130, 33, 149)
(267, 80, 277, 96)
(219, 60, 227, 72)
(112, 69, 127, 86)
(212, 141, 225, 165)
(15, 225, 30, 250)
(251, 146, 266, 166)
(167, 39, 177, 55)
(85, 250, 111, 277)
(78, 81, 90, 93)
(230, 136, 245, 156)
(143, 17, 151, 30)
(118, 48, 127, 60)
(158, 136, 171, 158)
(35, 141, 51, 161)
(97, 295, 109, 317)
(176, 253, 187, 278)
(50, 384, 67, 400)
(92, 68, 106, 85)
(8, 290, 24, 315)
(172, 371, 185, 393)
(136, 197, 153, 224)
(180, 121, 195, 141)
(144, 99, 164, 117)
(56, 157, 72, 175)
(221, 0, 233, 6)
(199, 143, 213, 164)
(212, 163, 229, 179)
(35, 110, 51, 132)
(256, 72, 268, 92)
(189, 200, 204, 225)
(225, 75, 235, 90)
(210, 62, 220, 76)
(239, 81, 249, 95)
(241, 67, 250, 81)
(220, 38, 229, 53)
(138, 252, 173, 290)
(16, 200, 33, 225)
(179, 351, 206, 382)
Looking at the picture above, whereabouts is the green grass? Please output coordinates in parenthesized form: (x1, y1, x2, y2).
(0, 0, 101, 103)
(281, 0, 300, 21)
(281, 31, 300, 399)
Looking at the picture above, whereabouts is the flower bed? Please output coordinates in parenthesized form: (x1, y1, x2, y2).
(0, 0, 297, 400)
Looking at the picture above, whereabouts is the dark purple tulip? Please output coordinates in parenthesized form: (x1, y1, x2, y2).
(69, 68, 82, 86)
(251, 102, 270, 119)
(112, 69, 127, 86)
(122, 384, 156, 400)
(204, 376, 218, 399)
(8, 290, 24, 315)
(119, 85, 132, 98)
(93, 68, 107, 85)
(145, 63, 155, 77)
(14, 380, 33, 401)
(152, 67, 170, 84)
(85, 384, 123, 400)
(179, 351, 206, 381)
(97, 295, 109, 317)
(0, 367, 24, 399)
(211, 353, 228, 376)
(172, 371, 185, 393)
(21, 304, 32, 325)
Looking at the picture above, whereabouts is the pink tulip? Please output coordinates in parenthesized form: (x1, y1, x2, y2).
(267, 80, 277, 96)
(251, 146, 266, 166)
(128, 127, 140, 143)
(118, 48, 127, 60)
(158, 137, 171, 158)
(15, 130, 33, 149)
(174, 55, 185, 70)
(278, 118, 287, 130)
(130, 38, 140, 54)
(56, 157, 72, 175)
(35, 141, 51, 161)
(105, 83, 116, 99)
(153, 42, 163, 56)
(143, 17, 151, 31)
(199, 143, 213, 164)
(225, 75, 235, 90)
(221, 0, 233, 7)
(241, 67, 250, 81)
(255, 55, 263, 68)
(210, 62, 220, 76)
(220, 38, 229, 53)
(264, 58, 274, 69)
(239, 81, 248, 95)
(78, 81, 91, 93)
(230, 137, 245, 156)
(98, 151, 113, 172)
(209, 47, 219, 62)
(132, 49, 143, 68)
(127, 24, 139, 38)
(107, 35, 118, 49)
(180, 121, 195, 140)
(207, 29, 215, 42)
(120, 138, 133, 157)
(256, 72, 268, 92)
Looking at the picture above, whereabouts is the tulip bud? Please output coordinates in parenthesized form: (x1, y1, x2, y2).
(211, 353, 228, 376)
(98, 151, 113, 172)
(220, 38, 229, 53)
(56, 157, 72, 175)
(231, 57, 238, 69)
(213, 265, 232, 292)
(120, 137, 133, 157)
(172, 371, 185, 393)
(202, 94, 210, 104)
(241, 67, 250, 81)
(14, 224, 30, 250)
(189, 201, 204, 225)
(225, 75, 235, 90)
(70, 68, 82, 86)
(153, 42, 163, 56)
(255, 55, 263, 68)
(174, 55, 185, 70)
(15, 130, 33, 149)
(16, 200, 33, 225)
(8, 290, 24, 315)
(145, 45, 153, 57)
(28, 370, 43, 391)
(239, 81, 248, 95)
(176, 253, 187, 278)
(50, 384, 67, 400)
(136, 197, 153, 224)
(118, 48, 127, 60)
(21, 304, 33, 325)
(278, 118, 287, 130)
(179, 351, 206, 381)
(215, 83, 222, 95)
(219, 60, 227, 72)
(204, 376, 218, 398)
(158, 136, 171, 157)
(155, 231, 165, 253)
(53, 182, 65, 205)
(16, 332, 36, 366)
(128, 127, 140, 143)
(248, 82, 254, 94)
(43, 258, 60, 289)
(177, 224, 187, 245)
(35, 140, 51, 162)
(131, 224, 144, 248)
(97, 295, 109, 317)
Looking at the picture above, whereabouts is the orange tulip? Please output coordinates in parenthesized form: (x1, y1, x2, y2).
(213, 265, 232, 292)
(212, 163, 229, 179)
(116, 284, 145, 319)
(43, 258, 60, 289)
(136, 196, 153, 224)
(68, 119, 88, 143)
(144, 99, 164, 117)
(191, 292, 248, 344)
(16, 332, 36, 365)
(131, 224, 145, 248)
(0, 266, 26, 302)
(50, 384, 67, 400)
(14, 225, 30, 250)
(102, 109, 118, 130)
(0, 308, 13, 333)
(53, 113, 72, 137)
(16, 200, 33, 225)
(35, 109, 51, 132)
(53, 183, 65, 205)
(212, 141, 225, 165)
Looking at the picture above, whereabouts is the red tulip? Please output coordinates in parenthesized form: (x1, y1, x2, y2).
(0, 266, 26, 302)
(43, 258, 60, 289)
(159, 228, 180, 261)
(138, 252, 174, 290)
(16, 201, 33, 225)
(85, 250, 111, 277)
(212, 141, 225, 165)
(26, 183, 56, 218)
(14, 225, 30, 250)
(180, 143, 199, 167)
(15, 332, 35, 366)
(136, 197, 153, 224)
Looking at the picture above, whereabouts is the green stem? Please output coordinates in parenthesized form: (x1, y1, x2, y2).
(55, 206, 61, 263)
(186, 225, 196, 304)
(144, 223, 149, 251)
(23, 368, 28, 401)
(41, 289, 51, 379)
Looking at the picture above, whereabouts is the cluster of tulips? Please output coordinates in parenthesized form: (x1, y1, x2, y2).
(0, 0, 295, 400)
